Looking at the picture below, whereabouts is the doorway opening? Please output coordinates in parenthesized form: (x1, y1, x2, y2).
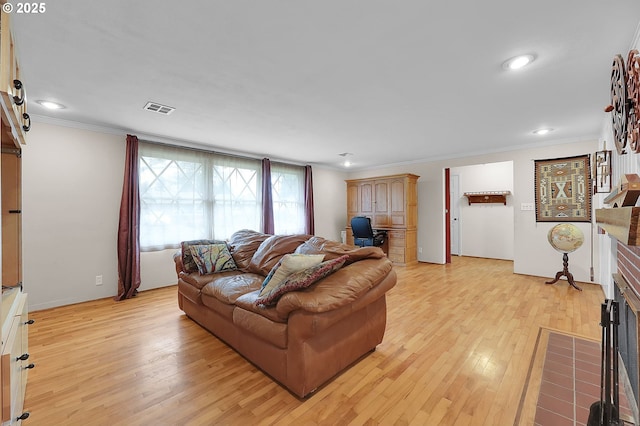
(445, 161, 514, 262)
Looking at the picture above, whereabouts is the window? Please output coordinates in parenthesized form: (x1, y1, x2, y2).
(138, 142, 309, 251)
(271, 163, 306, 235)
(210, 156, 262, 239)
(139, 143, 261, 250)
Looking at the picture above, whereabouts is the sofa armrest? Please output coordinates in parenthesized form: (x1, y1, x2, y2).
(174, 250, 184, 276)
(275, 258, 394, 317)
(287, 269, 396, 340)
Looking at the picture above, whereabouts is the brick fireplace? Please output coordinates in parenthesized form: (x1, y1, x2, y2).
(618, 242, 640, 291)
(612, 241, 640, 421)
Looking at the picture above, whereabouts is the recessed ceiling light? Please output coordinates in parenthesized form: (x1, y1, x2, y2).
(36, 100, 66, 110)
(503, 54, 536, 70)
(533, 128, 553, 135)
(339, 152, 353, 167)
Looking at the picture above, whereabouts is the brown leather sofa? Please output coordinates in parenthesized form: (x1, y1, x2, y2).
(175, 229, 397, 398)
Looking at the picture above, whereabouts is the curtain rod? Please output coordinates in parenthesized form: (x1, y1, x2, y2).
(137, 137, 308, 167)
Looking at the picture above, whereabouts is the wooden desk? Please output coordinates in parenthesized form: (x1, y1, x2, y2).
(345, 227, 416, 265)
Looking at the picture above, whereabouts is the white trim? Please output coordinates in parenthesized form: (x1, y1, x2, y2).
(30, 114, 309, 167)
(31, 113, 600, 173)
(351, 134, 600, 172)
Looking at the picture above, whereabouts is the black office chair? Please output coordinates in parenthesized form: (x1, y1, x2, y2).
(351, 216, 386, 247)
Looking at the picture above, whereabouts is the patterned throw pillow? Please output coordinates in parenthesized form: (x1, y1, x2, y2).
(182, 239, 226, 273)
(259, 254, 325, 297)
(189, 243, 238, 275)
(260, 257, 285, 292)
(256, 254, 349, 306)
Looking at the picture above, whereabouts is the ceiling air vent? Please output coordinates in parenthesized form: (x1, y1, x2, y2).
(143, 101, 175, 115)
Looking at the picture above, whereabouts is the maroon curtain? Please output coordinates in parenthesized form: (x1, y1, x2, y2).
(116, 134, 141, 300)
(261, 158, 274, 234)
(304, 165, 315, 234)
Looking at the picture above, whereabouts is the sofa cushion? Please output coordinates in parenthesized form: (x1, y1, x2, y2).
(275, 257, 394, 316)
(181, 239, 226, 272)
(227, 230, 271, 271)
(256, 255, 349, 306)
(232, 305, 288, 349)
(179, 270, 242, 290)
(201, 273, 264, 304)
(247, 234, 313, 276)
(190, 243, 237, 274)
(295, 236, 385, 265)
(259, 254, 325, 297)
(200, 293, 236, 320)
(235, 291, 287, 323)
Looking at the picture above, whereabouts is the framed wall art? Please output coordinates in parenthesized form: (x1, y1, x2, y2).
(534, 154, 592, 222)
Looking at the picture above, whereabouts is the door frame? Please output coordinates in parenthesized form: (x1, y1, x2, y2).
(445, 168, 451, 264)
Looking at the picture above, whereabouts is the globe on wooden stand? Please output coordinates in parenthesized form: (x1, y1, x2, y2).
(545, 223, 585, 291)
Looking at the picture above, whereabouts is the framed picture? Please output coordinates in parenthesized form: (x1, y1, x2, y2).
(534, 154, 592, 222)
(593, 150, 612, 193)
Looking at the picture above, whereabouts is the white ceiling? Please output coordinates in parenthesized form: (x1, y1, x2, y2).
(10, 1, 640, 169)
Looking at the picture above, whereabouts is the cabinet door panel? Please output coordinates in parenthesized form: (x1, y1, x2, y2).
(359, 182, 373, 214)
(346, 183, 359, 215)
(2, 152, 22, 288)
(374, 181, 388, 213)
(390, 178, 406, 227)
(1, 317, 22, 423)
(373, 180, 390, 227)
(390, 179, 405, 212)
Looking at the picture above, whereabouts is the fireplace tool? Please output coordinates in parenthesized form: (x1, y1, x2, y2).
(588, 299, 620, 426)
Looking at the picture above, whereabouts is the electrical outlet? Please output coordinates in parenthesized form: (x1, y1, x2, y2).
(418, 247, 423, 254)
(95, 275, 103, 286)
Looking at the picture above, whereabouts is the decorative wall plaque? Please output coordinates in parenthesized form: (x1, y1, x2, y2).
(535, 155, 592, 222)
(607, 54, 629, 155)
(605, 50, 640, 154)
(627, 50, 640, 152)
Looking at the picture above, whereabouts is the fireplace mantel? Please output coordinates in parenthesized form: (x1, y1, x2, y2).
(596, 207, 640, 246)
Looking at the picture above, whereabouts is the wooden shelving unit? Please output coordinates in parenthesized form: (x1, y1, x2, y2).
(345, 174, 419, 265)
(0, 6, 30, 424)
(595, 207, 640, 246)
(0, 7, 29, 148)
(463, 191, 510, 206)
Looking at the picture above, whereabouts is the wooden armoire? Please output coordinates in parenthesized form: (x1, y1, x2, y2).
(345, 174, 419, 265)
(1, 5, 31, 424)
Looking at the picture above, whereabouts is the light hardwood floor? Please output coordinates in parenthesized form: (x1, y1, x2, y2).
(24, 256, 604, 425)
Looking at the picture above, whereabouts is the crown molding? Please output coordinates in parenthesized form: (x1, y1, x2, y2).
(29, 114, 312, 167)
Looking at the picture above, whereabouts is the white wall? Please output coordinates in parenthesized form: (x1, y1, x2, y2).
(595, 27, 640, 298)
(22, 123, 125, 310)
(452, 161, 514, 260)
(347, 139, 598, 284)
(22, 121, 601, 310)
(308, 166, 348, 241)
(22, 122, 348, 310)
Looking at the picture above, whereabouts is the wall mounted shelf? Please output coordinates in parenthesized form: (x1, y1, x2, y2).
(463, 191, 510, 206)
(595, 207, 640, 246)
